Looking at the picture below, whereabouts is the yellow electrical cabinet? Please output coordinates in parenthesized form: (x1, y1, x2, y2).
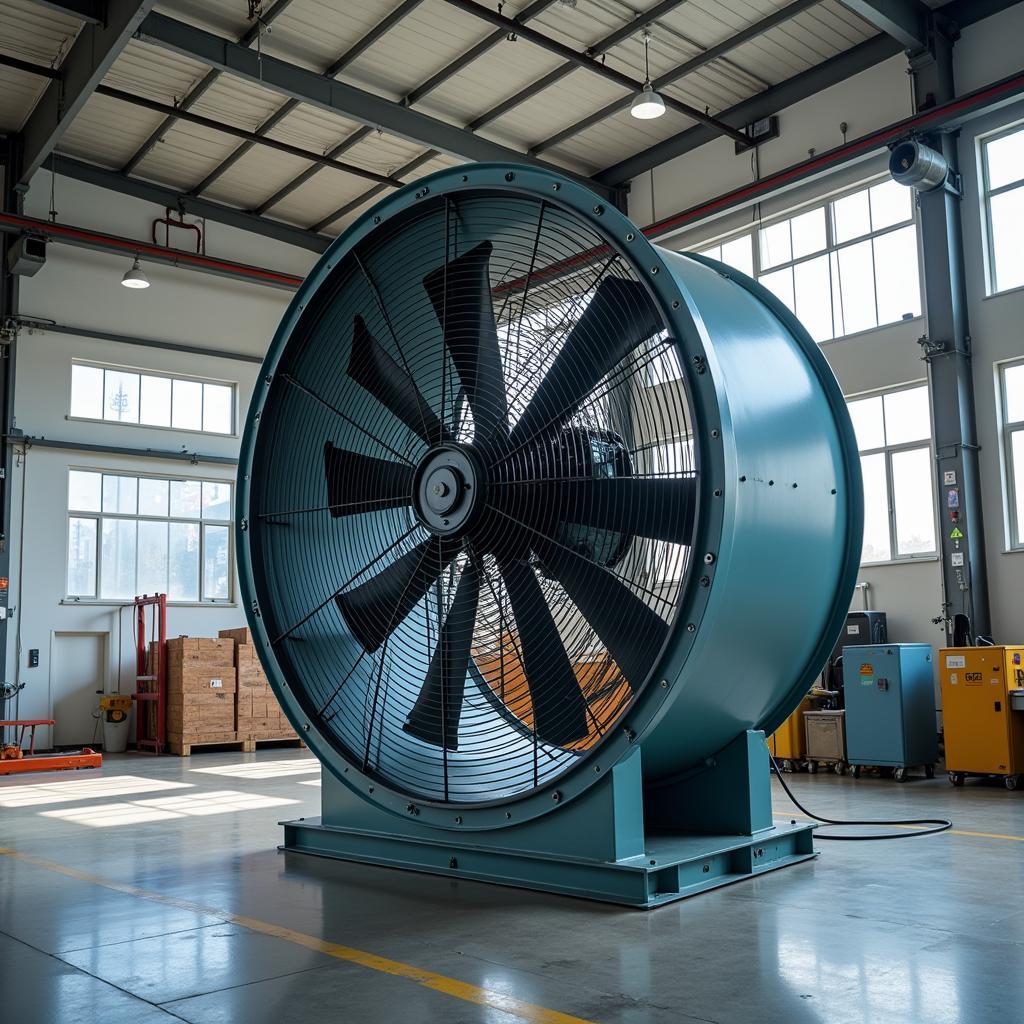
(769, 696, 813, 767)
(939, 646, 1024, 787)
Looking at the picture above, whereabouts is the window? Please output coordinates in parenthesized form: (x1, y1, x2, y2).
(70, 362, 235, 435)
(696, 178, 922, 343)
(847, 384, 936, 564)
(981, 123, 1024, 294)
(66, 470, 233, 602)
(1001, 360, 1024, 548)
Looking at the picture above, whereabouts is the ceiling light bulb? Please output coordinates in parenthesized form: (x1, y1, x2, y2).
(121, 257, 150, 289)
(631, 82, 665, 120)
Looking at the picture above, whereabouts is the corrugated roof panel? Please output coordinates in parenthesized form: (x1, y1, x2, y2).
(318, 150, 462, 234)
(412, 35, 564, 126)
(199, 143, 318, 209)
(104, 38, 213, 105)
(153, 0, 254, 39)
(480, 65, 629, 150)
(718, 3, 876, 85)
(340, 0, 502, 102)
(0, 0, 85, 130)
(261, 0, 414, 74)
(0, 64, 46, 134)
(130, 119, 249, 190)
(258, 168, 382, 226)
(264, 101, 363, 157)
(340, 128, 442, 176)
(56, 92, 166, 168)
(544, 103, 695, 175)
(1, 0, 84, 64)
(185, 71, 292, 133)
(526, 0, 643, 50)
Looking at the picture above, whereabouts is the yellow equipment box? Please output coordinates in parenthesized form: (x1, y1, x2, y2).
(940, 646, 1024, 785)
(768, 696, 813, 765)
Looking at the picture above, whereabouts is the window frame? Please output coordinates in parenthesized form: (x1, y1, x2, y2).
(694, 175, 923, 344)
(979, 120, 1024, 297)
(68, 359, 238, 437)
(999, 358, 1024, 551)
(64, 468, 235, 606)
(847, 382, 939, 566)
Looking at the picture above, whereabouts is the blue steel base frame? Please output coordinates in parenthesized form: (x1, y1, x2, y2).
(282, 731, 817, 909)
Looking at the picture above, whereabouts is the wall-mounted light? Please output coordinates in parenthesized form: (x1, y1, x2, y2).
(631, 30, 665, 121)
(121, 256, 150, 289)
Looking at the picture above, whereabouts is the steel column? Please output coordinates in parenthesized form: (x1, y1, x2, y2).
(911, 22, 991, 640)
(840, 0, 930, 49)
(0, 139, 19, 716)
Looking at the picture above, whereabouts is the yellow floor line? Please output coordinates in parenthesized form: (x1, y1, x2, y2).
(0, 847, 594, 1024)
(775, 811, 1024, 842)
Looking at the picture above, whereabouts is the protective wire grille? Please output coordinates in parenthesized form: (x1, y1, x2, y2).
(248, 191, 697, 803)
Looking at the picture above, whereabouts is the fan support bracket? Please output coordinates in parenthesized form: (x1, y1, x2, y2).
(281, 731, 816, 909)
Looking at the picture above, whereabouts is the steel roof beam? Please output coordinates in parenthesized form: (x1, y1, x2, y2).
(45, 155, 331, 252)
(595, 0, 1016, 187)
(531, 0, 818, 156)
(310, 149, 437, 233)
(120, 0, 297, 176)
(96, 84, 405, 187)
(464, 0, 690, 134)
(596, 33, 902, 185)
(26, 0, 102, 23)
(134, 12, 613, 197)
(439, 0, 748, 145)
(839, 0, 930, 49)
(19, 0, 156, 184)
(192, 0, 426, 196)
(254, 0, 558, 216)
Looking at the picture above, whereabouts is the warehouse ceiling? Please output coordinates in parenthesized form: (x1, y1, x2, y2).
(0, 0, 973, 249)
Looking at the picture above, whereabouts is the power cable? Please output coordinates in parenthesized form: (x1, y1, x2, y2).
(770, 753, 952, 841)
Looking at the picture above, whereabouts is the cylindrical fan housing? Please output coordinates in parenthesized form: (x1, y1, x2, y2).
(236, 164, 861, 830)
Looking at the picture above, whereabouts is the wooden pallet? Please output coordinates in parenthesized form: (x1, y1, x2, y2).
(247, 736, 306, 750)
(167, 734, 305, 756)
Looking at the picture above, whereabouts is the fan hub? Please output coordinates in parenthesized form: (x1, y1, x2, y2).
(414, 445, 479, 535)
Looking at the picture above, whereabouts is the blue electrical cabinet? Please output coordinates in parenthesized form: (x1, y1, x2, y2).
(842, 644, 938, 778)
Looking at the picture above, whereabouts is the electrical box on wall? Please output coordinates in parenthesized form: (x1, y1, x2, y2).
(7, 236, 46, 277)
(735, 115, 780, 154)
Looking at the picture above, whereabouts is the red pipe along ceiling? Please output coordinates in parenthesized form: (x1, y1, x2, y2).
(0, 212, 304, 291)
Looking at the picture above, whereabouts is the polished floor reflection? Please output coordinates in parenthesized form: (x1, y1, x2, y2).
(2, 749, 1022, 1023)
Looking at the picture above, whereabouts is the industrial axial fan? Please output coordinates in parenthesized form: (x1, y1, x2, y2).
(237, 164, 862, 907)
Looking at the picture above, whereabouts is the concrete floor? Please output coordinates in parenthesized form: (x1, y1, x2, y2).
(1, 750, 1022, 1024)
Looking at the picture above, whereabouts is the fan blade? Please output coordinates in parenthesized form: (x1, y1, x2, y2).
(511, 278, 661, 443)
(424, 240, 508, 441)
(492, 475, 697, 545)
(337, 537, 461, 653)
(348, 315, 448, 444)
(403, 561, 480, 750)
(497, 557, 589, 747)
(323, 442, 413, 517)
(536, 540, 668, 688)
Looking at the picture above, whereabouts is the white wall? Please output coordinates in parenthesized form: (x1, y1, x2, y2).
(627, 5, 1024, 688)
(7, 173, 319, 746)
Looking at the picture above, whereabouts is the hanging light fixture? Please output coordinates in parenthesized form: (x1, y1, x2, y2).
(631, 30, 665, 120)
(121, 256, 150, 289)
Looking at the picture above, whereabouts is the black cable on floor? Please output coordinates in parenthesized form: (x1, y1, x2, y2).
(770, 754, 952, 841)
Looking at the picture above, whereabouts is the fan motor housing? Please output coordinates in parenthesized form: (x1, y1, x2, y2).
(237, 163, 862, 835)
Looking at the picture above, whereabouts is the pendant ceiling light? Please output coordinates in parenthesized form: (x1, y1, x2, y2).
(631, 30, 665, 120)
(121, 257, 150, 289)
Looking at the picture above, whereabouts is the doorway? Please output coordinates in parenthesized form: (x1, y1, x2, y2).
(50, 631, 107, 747)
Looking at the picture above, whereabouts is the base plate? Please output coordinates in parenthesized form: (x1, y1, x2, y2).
(281, 817, 816, 909)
